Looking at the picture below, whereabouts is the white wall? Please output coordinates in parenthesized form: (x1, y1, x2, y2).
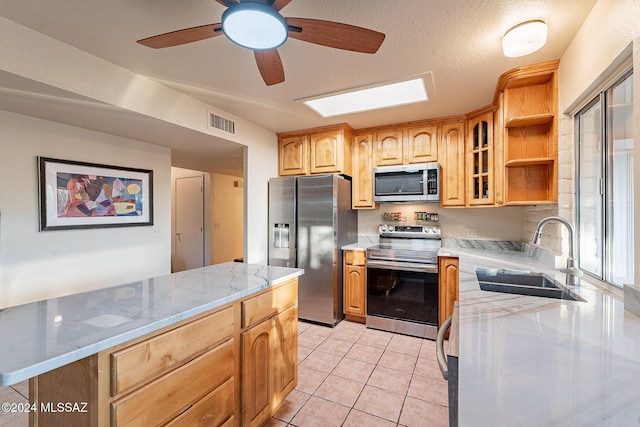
(0, 17, 278, 266)
(0, 111, 171, 308)
(211, 173, 244, 264)
(358, 204, 525, 241)
(556, 0, 640, 281)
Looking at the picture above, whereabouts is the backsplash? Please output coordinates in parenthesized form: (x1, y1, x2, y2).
(358, 203, 526, 241)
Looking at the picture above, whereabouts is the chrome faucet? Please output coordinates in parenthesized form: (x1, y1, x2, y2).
(531, 216, 583, 286)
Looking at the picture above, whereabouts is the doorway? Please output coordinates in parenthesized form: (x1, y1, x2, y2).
(171, 167, 245, 272)
(174, 174, 206, 272)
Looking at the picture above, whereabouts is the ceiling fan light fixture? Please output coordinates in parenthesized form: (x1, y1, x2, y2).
(222, 2, 288, 50)
(502, 20, 547, 57)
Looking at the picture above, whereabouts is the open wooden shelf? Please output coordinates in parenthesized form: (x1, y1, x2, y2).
(504, 163, 555, 203)
(503, 200, 557, 206)
(504, 157, 555, 167)
(505, 114, 554, 128)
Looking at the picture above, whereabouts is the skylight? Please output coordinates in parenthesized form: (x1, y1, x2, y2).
(302, 78, 429, 117)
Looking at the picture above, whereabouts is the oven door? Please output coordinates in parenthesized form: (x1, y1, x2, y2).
(366, 260, 439, 339)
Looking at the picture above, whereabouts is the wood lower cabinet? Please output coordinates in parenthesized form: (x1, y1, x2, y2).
(242, 305, 297, 427)
(438, 256, 459, 327)
(29, 279, 299, 427)
(343, 250, 366, 323)
(242, 317, 274, 427)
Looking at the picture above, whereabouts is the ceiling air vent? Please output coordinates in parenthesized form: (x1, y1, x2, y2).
(209, 112, 235, 134)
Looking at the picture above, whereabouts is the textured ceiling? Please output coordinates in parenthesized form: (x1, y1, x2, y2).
(0, 0, 596, 174)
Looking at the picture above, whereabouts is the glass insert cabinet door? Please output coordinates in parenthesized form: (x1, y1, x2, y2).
(467, 111, 493, 205)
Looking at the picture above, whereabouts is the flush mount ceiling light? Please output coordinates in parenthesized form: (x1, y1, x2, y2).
(302, 78, 429, 117)
(502, 20, 548, 57)
(221, 2, 288, 50)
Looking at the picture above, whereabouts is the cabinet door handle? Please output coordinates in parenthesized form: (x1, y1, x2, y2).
(436, 315, 452, 381)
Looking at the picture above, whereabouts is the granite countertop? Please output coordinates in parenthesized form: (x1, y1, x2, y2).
(0, 262, 303, 386)
(442, 242, 640, 426)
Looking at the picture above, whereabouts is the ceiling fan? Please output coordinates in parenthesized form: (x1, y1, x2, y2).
(137, 0, 385, 86)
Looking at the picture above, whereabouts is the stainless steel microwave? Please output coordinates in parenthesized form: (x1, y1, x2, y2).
(373, 163, 440, 202)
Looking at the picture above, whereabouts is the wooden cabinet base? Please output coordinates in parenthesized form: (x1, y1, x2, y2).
(345, 313, 366, 324)
(28, 279, 299, 427)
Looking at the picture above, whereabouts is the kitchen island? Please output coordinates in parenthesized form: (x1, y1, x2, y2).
(442, 241, 640, 426)
(0, 262, 303, 426)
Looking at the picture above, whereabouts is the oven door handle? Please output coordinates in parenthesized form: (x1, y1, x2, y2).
(366, 259, 438, 273)
(436, 315, 452, 381)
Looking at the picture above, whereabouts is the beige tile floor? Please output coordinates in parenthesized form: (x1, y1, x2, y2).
(268, 320, 449, 427)
(0, 320, 448, 427)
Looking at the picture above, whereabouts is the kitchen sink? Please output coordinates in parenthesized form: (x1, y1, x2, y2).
(475, 267, 585, 301)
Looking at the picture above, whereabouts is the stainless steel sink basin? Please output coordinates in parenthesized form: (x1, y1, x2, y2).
(475, 267, 584, 301)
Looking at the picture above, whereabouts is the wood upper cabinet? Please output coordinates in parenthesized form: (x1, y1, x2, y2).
(466, 109, 495, 205)
(405, 124, 438, 164)
(438, 256, 459, 327)
(277, 124, 353, 177)
(374, 128, 405, 166)
(352, 133, 376, 209)
(439, 121, 466, 207)
(343, 250, 366, 323)
(309, 128, 352, 175)
(278, 135, 308, 176)
(499, 60, 558, 204)
(493, 93, 505, 205)
(277, 61, 558, 208)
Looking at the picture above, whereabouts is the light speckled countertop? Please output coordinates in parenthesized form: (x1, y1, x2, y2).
(342, 234, 379, 251)
(0, 262, 303, 386)
(442, 242, 640, 426)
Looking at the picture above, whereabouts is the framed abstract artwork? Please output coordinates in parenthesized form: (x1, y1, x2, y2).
(38, 157, 153, 231)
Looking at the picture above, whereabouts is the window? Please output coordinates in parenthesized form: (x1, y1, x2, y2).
(576, 70, 634, 287)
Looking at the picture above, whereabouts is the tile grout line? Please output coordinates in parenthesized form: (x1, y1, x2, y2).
(278, 322, 449, 427)
(300, 325, 407, 426)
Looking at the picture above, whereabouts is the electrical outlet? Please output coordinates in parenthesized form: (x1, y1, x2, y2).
(152, 228, 161, 237)
(468, 227, 479, 237)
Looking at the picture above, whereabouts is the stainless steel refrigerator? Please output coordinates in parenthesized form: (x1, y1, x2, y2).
(268, 174, 357, 326)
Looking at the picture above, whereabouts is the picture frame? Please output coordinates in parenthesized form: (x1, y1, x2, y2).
(38, 157, 153, 231)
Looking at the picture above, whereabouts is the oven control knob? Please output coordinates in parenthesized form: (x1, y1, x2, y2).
(388, 225, 394, 232)
(380, 224, 387, 232)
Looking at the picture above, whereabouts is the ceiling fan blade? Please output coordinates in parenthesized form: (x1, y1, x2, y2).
(254, 49, 285, 86)
(137, 23, 223, 49)
(271, 0, 294, 11)
(285, 18, 385, 54)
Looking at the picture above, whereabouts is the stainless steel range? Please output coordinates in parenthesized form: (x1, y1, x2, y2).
(366, 224, 442, 339)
